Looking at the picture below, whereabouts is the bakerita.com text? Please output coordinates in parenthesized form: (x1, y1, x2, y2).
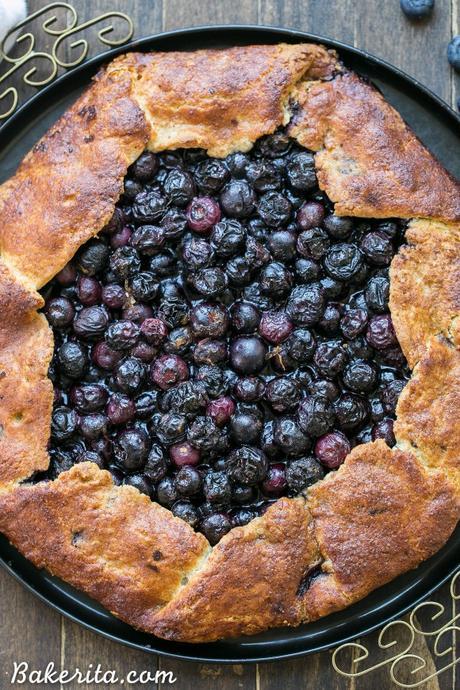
(9, 662, 177, 685)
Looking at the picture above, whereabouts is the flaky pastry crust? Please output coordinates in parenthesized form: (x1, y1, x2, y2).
(0, 43, 458, 643)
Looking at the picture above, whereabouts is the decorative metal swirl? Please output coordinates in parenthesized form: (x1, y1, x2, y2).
(332, 569, 460, 688)
(0, 2, 133, 120)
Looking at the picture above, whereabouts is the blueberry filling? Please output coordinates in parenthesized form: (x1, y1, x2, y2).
(39, 130, 410, 545)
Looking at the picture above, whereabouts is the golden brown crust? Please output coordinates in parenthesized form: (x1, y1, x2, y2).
(0, 66, 149, 288)
(118, 44, 340, 157)
(395, 336, 460, 491)
(0, 463, 210, 629)
(390, 219, 460, 367)
(0, 42, 458, 644)
(151, 497, 320, 642)
(288, 73, 460, 223)
(303, 441, 459, 620)
(0, 262, 53, 483)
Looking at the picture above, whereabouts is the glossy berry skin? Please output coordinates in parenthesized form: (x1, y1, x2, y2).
(200, 513, 232, 545)
(262, 463, 287, 496)
(227, 446, 268, 485)
(169, 442, 200, 467)
(186, 196, 221, 233)
(230, 336, 267, 374)
(106, 394, 135, 426)
(400, 0, 434, 19)
(151, 354, 189, 390)
(366, 314, 397, 350)
(259, 310, 293, 344)
(206, 396, 235, 425)
(114, 428, 150, 470)
(46, 297, 75, 327)
(315, 431, 351, 468)
(286, 457, 324, 492)
(448, 36, 460, 71)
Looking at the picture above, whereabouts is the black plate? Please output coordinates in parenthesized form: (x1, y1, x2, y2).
(0, 25, 458, 664)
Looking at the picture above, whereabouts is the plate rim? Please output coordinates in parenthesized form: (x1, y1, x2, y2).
(0, 23, 458, 664)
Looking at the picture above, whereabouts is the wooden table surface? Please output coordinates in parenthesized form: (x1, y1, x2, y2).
(0, 1, 458, 688)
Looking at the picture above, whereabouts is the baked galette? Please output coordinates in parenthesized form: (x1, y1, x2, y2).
(0, 43, 458, 642)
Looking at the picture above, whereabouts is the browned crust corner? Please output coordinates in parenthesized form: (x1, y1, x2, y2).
(302, 441, 459, 621)
(288, 72, 460, 223)
(0, 463, 210, 630)
(390, 219, 460, 368)
(150, 497, 319, 642)
(0, 63, 150, 289)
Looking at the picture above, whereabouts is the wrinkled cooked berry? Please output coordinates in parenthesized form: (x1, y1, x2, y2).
(51, 406, 78, 442)
(201, 513, 232, 545)
(273, 417, 310, 456)
(258, 191, 292, 227)
(58, 341, 88, 378)
(114, 428, 150, 470)
(187, 416, 221, 451)
(73, 306, 109, 340)
(164, 168, 195, 206)
(297, 227, 330, 260)
(343, 360, 378, 393)
(220, 180, 256, 218)
(46, 297, 75, 328)
(259, 310, 293, 344)
(186, 196, 221, 233)
(297, 395, 335, 437)
(366, 314, 397, 350)
(151, 354, 189, 390)
(324, 243, 364, 281)
(133, 189, 167, 222)
(286, 456, 325, 492)
(106, 393, 135, 425)
(315, 431, 350, 468)
(334, 393, 368, 430)
(190, 303, 228, 338)
(211, 219, 246, 256)
(203, 470, 231, 504)
(286, 284, 325, 325)
(360, 231, 394, 266)
(106, 320, 140, 350)
(227, 446, 268, 485)
(286, 152, 316, 191)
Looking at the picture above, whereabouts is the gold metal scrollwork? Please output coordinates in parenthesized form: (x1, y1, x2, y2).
(0, 2, 134, 121)
(332, 569, 460, 688)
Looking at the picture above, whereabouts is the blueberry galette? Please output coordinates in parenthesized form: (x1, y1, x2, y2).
(0, 44, 458, 642)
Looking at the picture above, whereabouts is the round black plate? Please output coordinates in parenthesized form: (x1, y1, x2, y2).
(0, 25, 458, 664)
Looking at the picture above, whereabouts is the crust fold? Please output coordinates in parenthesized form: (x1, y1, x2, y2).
(0, 66, 150, 288)
(0, 463, 210, 629)
(390, 219, 460, 367)
(0, 262, 53, 483)
(288, 73, 460, 223)
(150, 497, 319, 642)
(302, 441, 459, 621)
(395, 336, 460, 490)
(116, 44, 340, 157)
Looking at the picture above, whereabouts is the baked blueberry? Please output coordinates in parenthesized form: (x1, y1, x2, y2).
(286, 456, 325, 492)
(230, 336, 267, 374)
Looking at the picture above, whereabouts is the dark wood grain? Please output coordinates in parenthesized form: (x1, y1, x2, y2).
(0, 1, 458, 688)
